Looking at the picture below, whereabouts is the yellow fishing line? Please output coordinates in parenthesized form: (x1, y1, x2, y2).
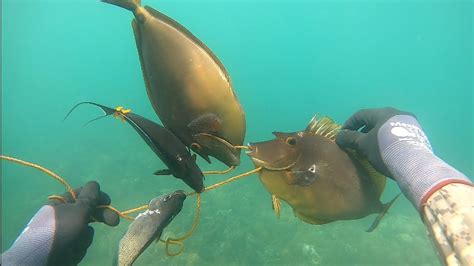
(203, 166, 235, 175)
(234, 145, 250, 150)
(187, 167, 262, 197)
(1, 155, 77, 200)
(159, 193, 201, 256)
(1, 154, 262, 257)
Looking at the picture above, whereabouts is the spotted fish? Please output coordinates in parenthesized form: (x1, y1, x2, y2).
(118, 191, 186, 265)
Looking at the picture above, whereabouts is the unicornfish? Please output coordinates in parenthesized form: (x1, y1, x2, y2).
(102, 0, 246, 167)
(65, 102, 204, 193)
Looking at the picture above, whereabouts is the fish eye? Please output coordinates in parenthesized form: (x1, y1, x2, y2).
(176, 155, 183, 162)
(286, 137, 297, 146)
(308, 164, 317, 173)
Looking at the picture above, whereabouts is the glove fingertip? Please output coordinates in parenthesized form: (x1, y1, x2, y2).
(103, 209, 120, 226)
(336, 129, 363, 150)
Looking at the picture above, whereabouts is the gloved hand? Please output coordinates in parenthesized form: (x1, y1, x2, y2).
(336, 107, 471, 209)
(1, 181, 120, 266)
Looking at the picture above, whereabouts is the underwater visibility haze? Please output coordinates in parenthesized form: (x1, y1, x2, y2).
(2, 0, 472, 265)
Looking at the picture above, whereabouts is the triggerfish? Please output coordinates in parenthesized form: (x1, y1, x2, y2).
(118, 191, 186, 265)
(102, 0, 246, 167)
(65, 102, 204, 193)
(247, 116, 400, 232)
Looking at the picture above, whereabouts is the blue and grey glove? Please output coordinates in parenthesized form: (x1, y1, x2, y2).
(1, 181, 120, 266)
(336, 107, 471, 210)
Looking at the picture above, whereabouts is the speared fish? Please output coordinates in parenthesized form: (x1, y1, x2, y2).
(118, 191, 186, 265)
(247, 116, 400, 231)
(102, 0, 246, 167)
(65, 102, 204, 192)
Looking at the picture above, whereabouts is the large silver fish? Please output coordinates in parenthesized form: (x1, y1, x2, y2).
(118, 191, 186, 265)
(103, 0, 246, 167)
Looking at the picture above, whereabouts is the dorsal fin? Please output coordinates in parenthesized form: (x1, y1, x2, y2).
(306, 114, 387, 198)
(305, 115, 341, 141)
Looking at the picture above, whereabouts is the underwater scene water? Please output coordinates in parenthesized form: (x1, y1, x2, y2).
(2, 0, 472, 265)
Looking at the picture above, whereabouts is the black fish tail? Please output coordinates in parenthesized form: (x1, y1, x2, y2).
(366, 193, 401, 232)
(64, 102, 117, 127)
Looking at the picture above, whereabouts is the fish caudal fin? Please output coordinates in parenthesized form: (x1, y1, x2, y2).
(366, 193, 401, 232)
(102, 0, 140, 12)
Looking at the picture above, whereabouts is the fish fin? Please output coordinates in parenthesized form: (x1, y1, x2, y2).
(101, 0, 140, 12)
(305, 115, 341, 141)
(201, 153, 212, 164)
(366, 193, 401, 232)
(271, 195, 281, 219)
(144, 6, 231, 84)
(294, 211, 333, 225)
(351, 152, 387, 199)
(154, 169, 172, 176)
(192, 133, 239, 166)
(285, 169, 317, 186)
(64, 102, 118, 127)
(190, 143, 211, 163)
(187, 113, 222, 135)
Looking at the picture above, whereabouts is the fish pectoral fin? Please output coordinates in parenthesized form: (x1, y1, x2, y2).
(187, 113, 222, 135)
(154, 169, 172, 176)
(271, 195, 281, 219)
(366, 193, 401, 232)
(192, 133, 239, 165)
(285, 170, 317, 186)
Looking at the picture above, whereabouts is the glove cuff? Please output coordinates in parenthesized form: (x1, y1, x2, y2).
(378, 115, 472, 210)
(1, 205, 56, 265)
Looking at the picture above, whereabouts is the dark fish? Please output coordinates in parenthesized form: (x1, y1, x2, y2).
(118, 191, 186, 265)
(247, 116, 399, 231)
(65, 102, 204, 192)
(102, 0, 246, 167)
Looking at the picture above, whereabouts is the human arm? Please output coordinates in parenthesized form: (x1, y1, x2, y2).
(1, 181, 120, 266)
(336, 107, 473, 265)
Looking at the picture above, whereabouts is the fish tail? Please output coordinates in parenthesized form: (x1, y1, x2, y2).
(366, 193, 401, 232)
(101, 0, 141, 12)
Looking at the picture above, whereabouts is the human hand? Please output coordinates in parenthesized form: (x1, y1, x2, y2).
(1, 181, 119, 266)
(46, 181, 120, 265)
(335, 107, 415, 178)
(336, 107, 470, 209)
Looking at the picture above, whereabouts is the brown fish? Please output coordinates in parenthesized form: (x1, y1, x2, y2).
(247, 116, 399, 231)
(102, 0, 246, 167)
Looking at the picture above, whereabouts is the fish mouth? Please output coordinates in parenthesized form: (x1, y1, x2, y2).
(174, 190, 187, 199)
(245, 142, 256, 156)
(246, 142, 296, 171)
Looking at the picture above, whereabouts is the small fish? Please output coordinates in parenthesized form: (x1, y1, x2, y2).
(247, 116, 399, 231)
(65, 102, 204, 192)
(102, 0, 246, 167)
(118, 191, 186, 265)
